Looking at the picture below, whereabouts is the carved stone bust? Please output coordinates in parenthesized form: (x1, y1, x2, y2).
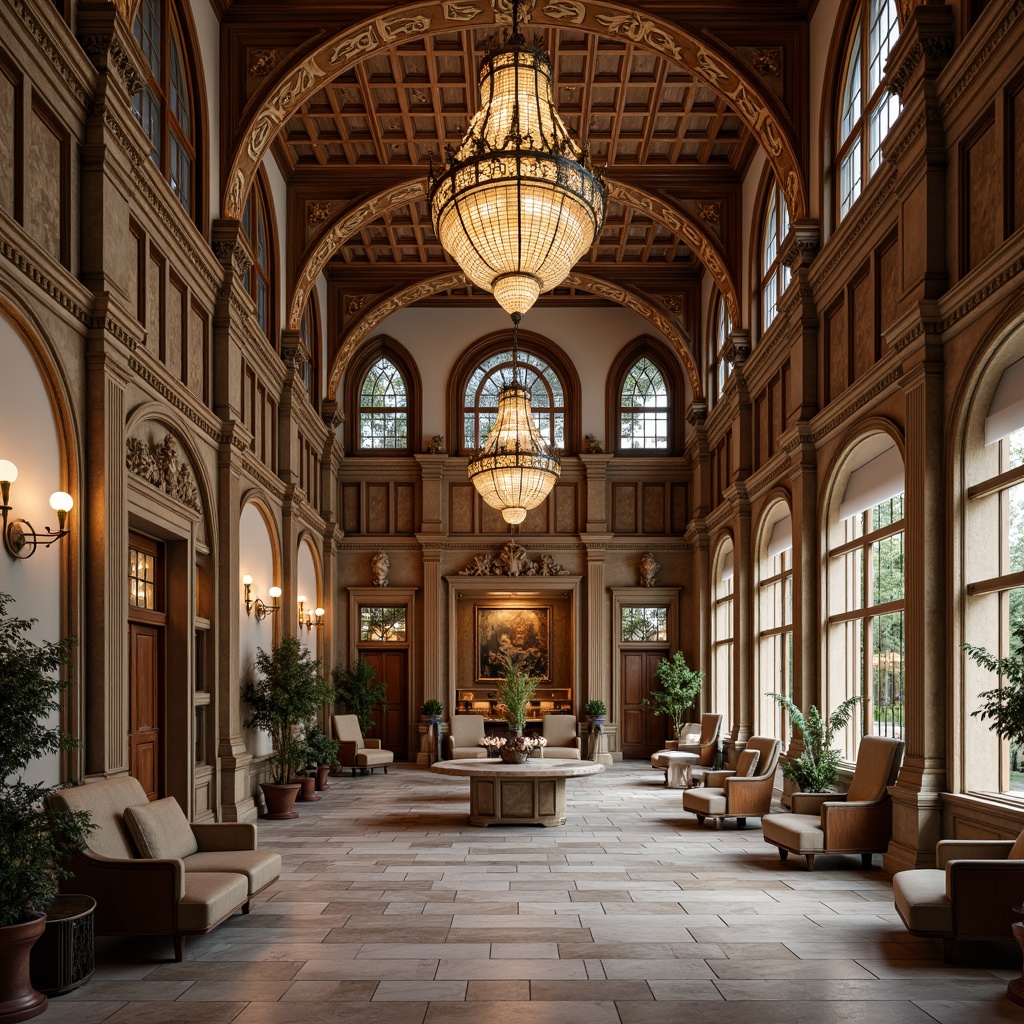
(639, 552, 659, 588)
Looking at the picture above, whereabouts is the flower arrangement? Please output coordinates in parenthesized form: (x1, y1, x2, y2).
(480, 735, 505, 755)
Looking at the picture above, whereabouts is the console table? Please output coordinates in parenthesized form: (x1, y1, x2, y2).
(430, 758, 604, 827)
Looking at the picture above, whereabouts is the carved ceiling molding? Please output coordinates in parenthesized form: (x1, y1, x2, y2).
(126, 431, 203, 514)
(459, 540, 569, 577)
(288, 177, 741, 331)
(326, 270, 702, 401)
(223, 0, 806, 224)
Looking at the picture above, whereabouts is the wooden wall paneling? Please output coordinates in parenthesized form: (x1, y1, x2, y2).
(612, 482, 637, 534)
(671, 483, 688, 534)
(642, 483, 665, 534)
(146, 245, 164, 356)
(1007, 73, 1024, 235)
(850, 265, 873, 383)
(555, 483, 577, 534)
(769, 374, 782, 457)
(342, 482, 360, 534)
(168, 271, 186, 384)
(188, 300, 208, 403)
(449, 483, 475, 534)
(826, 297, 847, 405)
(0, 53, 20, 218)
(781, 361, 792, 431)
(395, 482, 415, 534)
(755, 391, 768, 469)
(960, 107, 999, 276)
(366, 482, 390, 533)
(877, 231, 900, 348)
(128, 220, 144, 326)
(26, 95, 68, 267)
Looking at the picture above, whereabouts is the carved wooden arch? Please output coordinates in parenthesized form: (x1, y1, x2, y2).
(326, 270, 703, 402)
(223, 1, 807, 224)
(445, 327, 583, 455)
(288, 178, 741, 333)
(605, 334, 689, 456)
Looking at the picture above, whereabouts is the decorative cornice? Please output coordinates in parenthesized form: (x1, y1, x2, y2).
(1, 237, 91, 325)
(127, 355, 222, 444)
(212, 240, 253, 277)
(810, 367, 902, 444)
(80, 31, 144, 97)
(887, 35, 953, 99)
(6, 0, 90, 107)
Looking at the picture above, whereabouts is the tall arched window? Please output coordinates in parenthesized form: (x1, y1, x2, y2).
(132, 0, 198, 219)
(241, 177, 274, 339)
(962, 348, 1024, 794)
(346, 337, 420, 455)
(761, 181, 791, 331)
(299, 292, 320, 410)
(464, 351, 564, 451)
(837, 0, 901, 220)
(755, 502, 793, 739)
(825, 435, 905, 761)
(713, 538, 735, 727)
(711, 294, 732, 405)
(619, 357, 668, 450)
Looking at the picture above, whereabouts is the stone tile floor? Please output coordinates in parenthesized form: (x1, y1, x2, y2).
(39, 763, 1024, 1023)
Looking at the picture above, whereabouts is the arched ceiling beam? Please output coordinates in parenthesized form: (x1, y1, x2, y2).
(327, 270, 703, 403)
(289, 178, 741, 332)
(224, 1, 807, 224)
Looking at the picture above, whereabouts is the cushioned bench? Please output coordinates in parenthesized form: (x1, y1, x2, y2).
(50, 776, 281, 961)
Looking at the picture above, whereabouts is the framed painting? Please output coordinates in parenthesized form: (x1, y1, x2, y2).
(476, 606, 550, 681)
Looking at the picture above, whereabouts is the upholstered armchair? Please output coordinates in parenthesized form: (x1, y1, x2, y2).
(650, 715, 722, 786)
(761, 735, 904, 871)
(541, 715, 581, 758)
(683, 735, 781, 829)
(332, 714, 395, 775)
(893, 834, 1024, 961)
(447, 714, 488, 759)
(680, 713, 723, 767)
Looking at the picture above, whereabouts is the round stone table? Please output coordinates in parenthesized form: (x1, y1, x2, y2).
(431, 758, 604, 827)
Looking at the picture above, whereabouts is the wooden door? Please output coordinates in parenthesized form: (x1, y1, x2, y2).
(620, 649, 668, 759)
(129, 622, 162, 799)
(362, 649, 408, 759)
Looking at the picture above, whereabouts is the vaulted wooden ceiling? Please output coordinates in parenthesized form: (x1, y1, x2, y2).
(222, 2, 809, 342)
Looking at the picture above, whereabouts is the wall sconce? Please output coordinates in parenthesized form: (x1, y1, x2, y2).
(0, 460, 73, 560)
(242, 574, 280, 620)
(297, 597, 325, 632)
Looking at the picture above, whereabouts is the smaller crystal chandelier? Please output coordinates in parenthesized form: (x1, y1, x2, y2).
(468, 313, 561, 525)
(428, 0, 605, 318)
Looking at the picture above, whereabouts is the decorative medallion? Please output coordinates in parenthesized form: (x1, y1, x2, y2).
(308, 202, 331, 227)
(752, 47, 782, 78)
(697, 201, 720, 225)
(460, 540, 568, 577)
(248, 49, 278, 78)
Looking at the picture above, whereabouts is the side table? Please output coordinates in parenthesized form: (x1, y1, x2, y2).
(29, 894, 95, 996)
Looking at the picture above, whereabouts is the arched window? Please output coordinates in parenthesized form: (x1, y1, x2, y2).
(346, 337, 420, 455)
(962, 347, 1024, 794)
(755, 502, 793, 739)
(712, 538, 735, 727)
(132, 0, 198, 219)
(836, 0, 901, 220)
(711, 294, 732, 405)
(241, 177, 274, 339)
(619, 357, 668, 450)
(299, 292, 320, 410)
(825, 435, 905, 762)
(464, 352, 564, 451)
(761, 180, 791, 331)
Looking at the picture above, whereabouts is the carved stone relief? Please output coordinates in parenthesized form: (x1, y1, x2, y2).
(126, 432, 202, 513)
(460, 540, 568, 577)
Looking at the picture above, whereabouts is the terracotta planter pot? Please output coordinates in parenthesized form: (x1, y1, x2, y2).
(0, 912, 48, 1023)
(295, 776, 320, 802)
(259, 781, 300, 819)
(315, 764, 331, 791)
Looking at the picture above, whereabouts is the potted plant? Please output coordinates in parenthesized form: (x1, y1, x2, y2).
(333, 657, 387, 736)
(0, 593, 93, 1022)
(583, 699, 607, 727)
(303, 724, 339, 791)
(243, 635, 334, 819)
(768, 692, 863, 793)
(964, 619, 1024, 749)
(643, 651, 703, 739)
(420, 698, 444, 723)
(495, 650, 538, 763)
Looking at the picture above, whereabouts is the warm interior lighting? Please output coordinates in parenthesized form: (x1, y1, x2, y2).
(1, 462, 73, 559)
(427, 0, 604, 318)
(244, 579, 281, 621)
(467, 313, 560, 525)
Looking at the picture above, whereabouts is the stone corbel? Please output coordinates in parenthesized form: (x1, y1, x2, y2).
(885, 4, 954, 100)
(724, 329, 750, 367)
(781, 219, 820, 272)
(211, 219, 254, 277)
(77, 0, 146, 102)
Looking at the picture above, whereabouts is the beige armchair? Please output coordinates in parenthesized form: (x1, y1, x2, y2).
(761, 735, 904, 871)
(680, 713, 723, 767)
(893, 834, 1024, 961)
(333, 714, 395, 775)
(541, 715, 581, 759)
(683, 735, 781, 829)
(447, 714, 488, 759)
(650, 716, 721, 786)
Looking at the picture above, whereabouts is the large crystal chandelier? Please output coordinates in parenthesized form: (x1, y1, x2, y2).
(467, 313, 560, 525)
(427, 0, 606, 318)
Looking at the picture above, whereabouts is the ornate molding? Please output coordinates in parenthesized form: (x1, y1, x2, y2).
(1, 238, 91, 325)
(248, 48, 278, 77)
(6, 0, 90, 107)
(80, 31, 144, 97)
(751, 47, 781, 78)
(127, 356, 222, 444)
(810, 367, 903, 443)
(697, 201, 720, 225)
(126, 433, 202, 513)
(307, 202, 331, 227)
(459, 540, 569, 577)
(887, 36, 952, 99)
(213, 240, 254, 276)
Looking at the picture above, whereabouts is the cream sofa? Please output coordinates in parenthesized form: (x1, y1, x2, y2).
(51, 776, 281, 961)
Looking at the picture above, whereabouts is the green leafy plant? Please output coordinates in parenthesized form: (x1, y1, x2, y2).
(964, 619, 1024, 745)
(768, 692, 863, 792)
(0, 592, 93, 927)
(420, 699, 444, 718)
(303, 723, 339, 770)
(583, 699, 607, 718)
(494, 649, 538, 734)
(333, 657, 387, 735)
(243, 635, 334, 785)
(643, 651, 703, 736)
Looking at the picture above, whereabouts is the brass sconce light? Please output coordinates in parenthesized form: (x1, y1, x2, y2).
(0, 460, 73, 559)
(242, 574, 280, 620)
(298, 596, 325, 632)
